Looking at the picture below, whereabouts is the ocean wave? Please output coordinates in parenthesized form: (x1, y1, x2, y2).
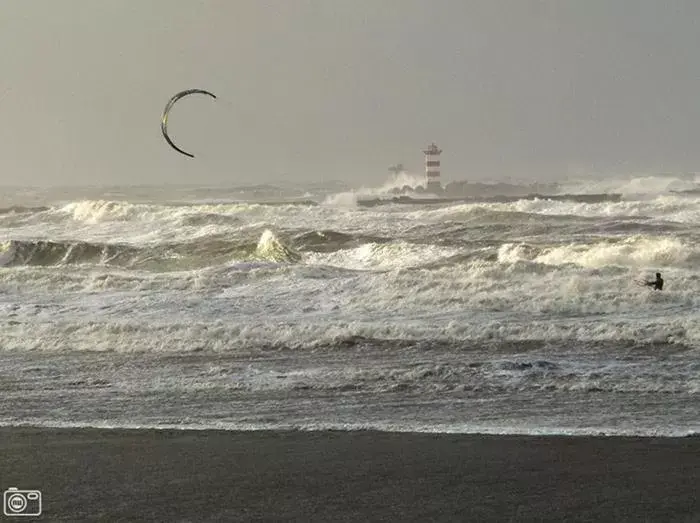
(0, 205, 50, 215)
(497, 236, 697, 269)
(0, 230, 301, 269)
(3, 181, 700, 439)
(3, 193, 700, 243)
(559, 173, 699, 196)
(293, 230, 392, 253)
(54, 199, 317, 227)
(1, 312, 697, 352)
(59, 200, 260, 224)
(110, 349, 697, 396)
(299, 231, 699, 272)
(1, 328, 697, 404)
(0, 239, 143, 267)
(408, 195, 700, 226)
(1, 231, 698, 304)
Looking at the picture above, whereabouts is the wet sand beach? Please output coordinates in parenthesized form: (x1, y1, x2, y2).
(0, 427, 698, 522)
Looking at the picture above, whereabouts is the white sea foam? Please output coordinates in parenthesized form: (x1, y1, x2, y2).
(558, 172, 700, 196)
(1, 183, 699, 436)
(497, 236, 696, 269)
(1, 419, 696, 438)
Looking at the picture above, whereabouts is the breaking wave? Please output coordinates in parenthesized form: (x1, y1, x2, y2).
(2, 182, 700, 438)
(496, 236, 698, 270)
(0, 230, 301, 269)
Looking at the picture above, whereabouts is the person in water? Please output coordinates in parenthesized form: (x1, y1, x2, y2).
(644, 272, 664, 290)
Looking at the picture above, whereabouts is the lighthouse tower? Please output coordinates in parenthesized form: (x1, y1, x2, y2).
(423, 142, 442, 193)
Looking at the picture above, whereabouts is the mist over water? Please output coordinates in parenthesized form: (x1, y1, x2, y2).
(0, 174, 698, 436)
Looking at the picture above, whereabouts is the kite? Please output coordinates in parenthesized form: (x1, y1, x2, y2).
(161, 89, 217, 158)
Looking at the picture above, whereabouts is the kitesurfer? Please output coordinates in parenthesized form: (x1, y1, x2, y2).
(643, 272, 664, 291)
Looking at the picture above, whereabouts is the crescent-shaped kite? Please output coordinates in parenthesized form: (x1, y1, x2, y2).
(161, 89, 217, 158)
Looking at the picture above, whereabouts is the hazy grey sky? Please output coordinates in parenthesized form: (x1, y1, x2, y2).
(1, 0, 700, 186)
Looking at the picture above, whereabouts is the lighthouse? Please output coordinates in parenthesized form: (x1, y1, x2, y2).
(423, 142, 442, 193)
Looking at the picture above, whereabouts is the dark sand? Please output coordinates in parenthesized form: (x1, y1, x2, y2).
(0, 427, 698, 522)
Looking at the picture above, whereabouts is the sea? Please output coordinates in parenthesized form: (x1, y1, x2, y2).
(0, 173, 698, 437)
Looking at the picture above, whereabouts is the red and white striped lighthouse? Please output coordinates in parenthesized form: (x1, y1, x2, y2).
(423, 142, 442, 192)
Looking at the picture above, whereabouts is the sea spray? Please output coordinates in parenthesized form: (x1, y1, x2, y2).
(255, 230, 301, 263)
(1, 182, 699, 436)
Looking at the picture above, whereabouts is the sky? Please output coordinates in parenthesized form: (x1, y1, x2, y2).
(1, 0, 700, 187)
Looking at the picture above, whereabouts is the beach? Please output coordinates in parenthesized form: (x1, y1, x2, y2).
(4, 2, 700, 520)
(1, 427, 699, 522)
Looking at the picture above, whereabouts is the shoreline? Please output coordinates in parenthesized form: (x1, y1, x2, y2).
(4, 424, 700, 440)
(1, 426, 698, 522)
